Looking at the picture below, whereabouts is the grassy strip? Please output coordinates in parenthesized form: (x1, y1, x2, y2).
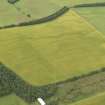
(1, 63, 105, 104)
(0, 6, 69, 30)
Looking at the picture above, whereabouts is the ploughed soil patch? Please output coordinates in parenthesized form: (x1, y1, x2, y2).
(0, 63, 105, 105)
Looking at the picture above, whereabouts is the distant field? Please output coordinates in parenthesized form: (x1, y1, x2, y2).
(75, 7, 105, 34)
(1, 10, 105, 85)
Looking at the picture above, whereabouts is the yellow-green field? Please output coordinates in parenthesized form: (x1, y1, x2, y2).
(1, 10, 105, 85)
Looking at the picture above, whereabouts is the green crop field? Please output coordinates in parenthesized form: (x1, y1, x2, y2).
(1, 0, 105, 105)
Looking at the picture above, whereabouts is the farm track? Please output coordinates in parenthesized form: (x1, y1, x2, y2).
(0, 63, 105, 105)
